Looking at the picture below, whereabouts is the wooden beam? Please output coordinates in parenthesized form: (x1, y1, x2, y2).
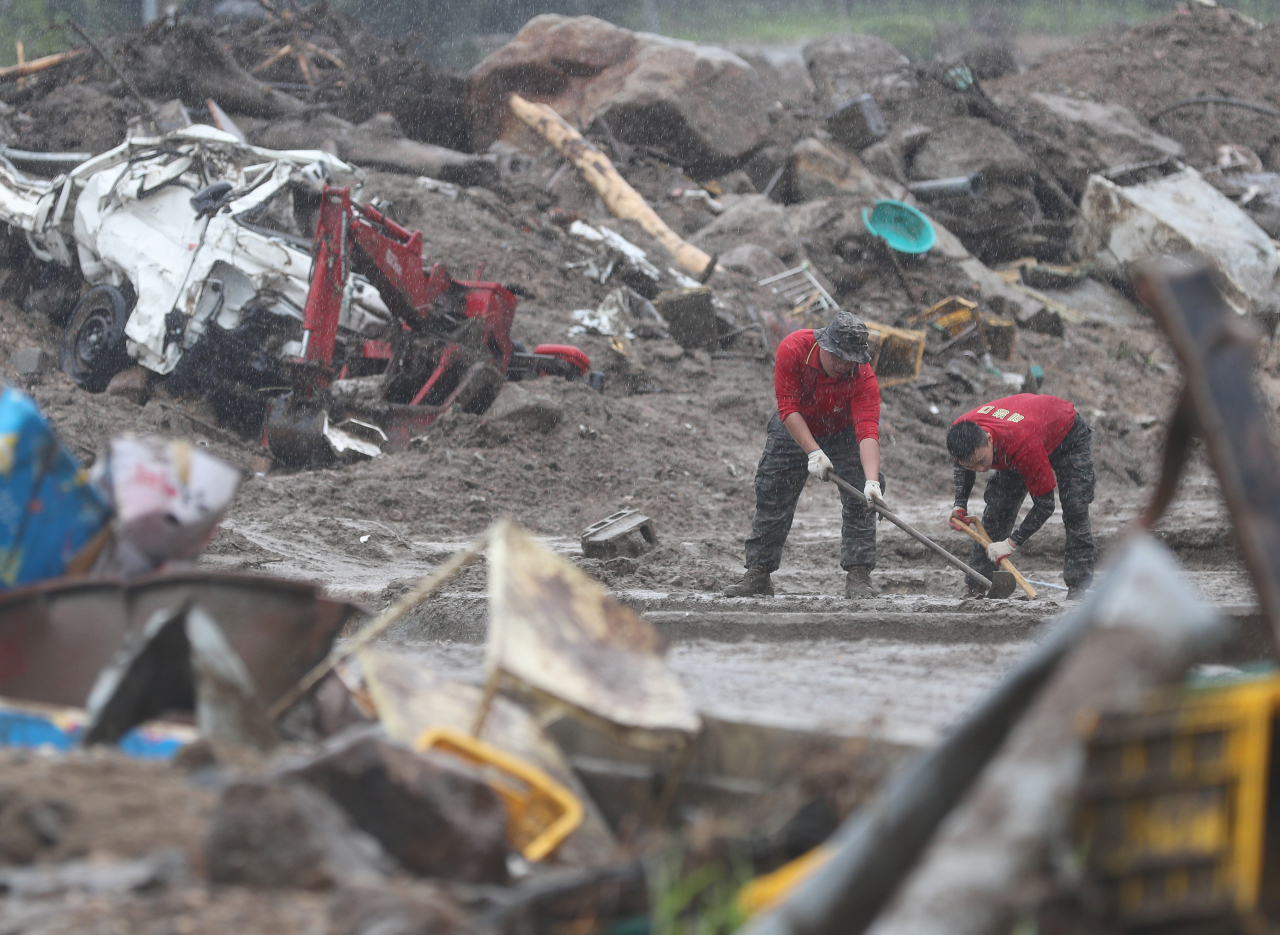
(250, 44, 292, 74)
(0, 47, 84, 82)
(508, 92, 717, 280)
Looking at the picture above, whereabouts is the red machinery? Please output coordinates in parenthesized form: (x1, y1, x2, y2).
(265, 185, 592, 465)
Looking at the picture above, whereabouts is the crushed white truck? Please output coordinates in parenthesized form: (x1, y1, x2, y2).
(0, 125, 393, 401)
(0, 125, 595, 464)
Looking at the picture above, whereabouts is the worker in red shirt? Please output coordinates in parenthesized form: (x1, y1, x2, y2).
(724, 311, 885, 600)
(946, 393, 1095, 600)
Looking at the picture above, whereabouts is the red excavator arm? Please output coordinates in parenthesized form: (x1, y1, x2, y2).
(269, 184, 591, 465)
(300, 185, 517, 373)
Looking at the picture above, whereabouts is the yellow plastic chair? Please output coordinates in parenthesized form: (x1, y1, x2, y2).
(737, 845, 835, 918)
(415, 726, 584, 862)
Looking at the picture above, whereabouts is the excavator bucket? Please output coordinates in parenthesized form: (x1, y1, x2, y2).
(264, 395, 332, 468)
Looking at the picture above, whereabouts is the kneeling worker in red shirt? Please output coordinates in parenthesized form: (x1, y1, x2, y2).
(946, 394, 1095, 600)
(724, 311, 886, 600)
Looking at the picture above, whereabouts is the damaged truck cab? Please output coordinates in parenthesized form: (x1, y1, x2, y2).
(0, 125, 593, 464)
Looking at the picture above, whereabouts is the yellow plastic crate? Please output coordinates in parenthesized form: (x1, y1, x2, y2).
(1075, 671, 1280, 926)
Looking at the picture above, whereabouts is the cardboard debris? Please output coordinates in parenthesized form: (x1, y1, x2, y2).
(485, 521, 700, 745)
(90, 435, 244, 576)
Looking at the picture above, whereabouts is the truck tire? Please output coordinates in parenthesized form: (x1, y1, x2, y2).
(60, 285, 132, 393)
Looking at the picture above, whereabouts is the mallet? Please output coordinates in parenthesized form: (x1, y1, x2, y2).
(949, 517, 1038, 599)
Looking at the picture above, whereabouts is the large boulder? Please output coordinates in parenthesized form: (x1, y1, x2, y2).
(467, 15, 770, 175)
(991, 91, 1184, 197)
(790, 138, 901, 203)
(691, 195, 803, 263)
(720, 243, 788, 280)
(731, 46, 816, 107)
(802, 34, 918, 116)
(907, 117, 1036, 183)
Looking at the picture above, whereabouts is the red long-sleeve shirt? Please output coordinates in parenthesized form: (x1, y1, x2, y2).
(954, 394, 1077, 496)
(774, 329, 880, 441)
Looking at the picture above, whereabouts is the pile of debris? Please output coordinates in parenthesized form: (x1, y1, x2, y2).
(0, 427, 894, 933)
(0, 261, 1277, 934)
(0, 7, 1267, 434)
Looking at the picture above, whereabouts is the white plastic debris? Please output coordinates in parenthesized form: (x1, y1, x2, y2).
(90, 435, 244, 575)
(415, 176, 460, 199)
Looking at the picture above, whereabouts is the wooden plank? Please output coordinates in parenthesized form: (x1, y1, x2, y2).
(0, 47, 84, 82)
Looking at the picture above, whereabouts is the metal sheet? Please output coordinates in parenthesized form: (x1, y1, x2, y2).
(0, 571, 360, 709)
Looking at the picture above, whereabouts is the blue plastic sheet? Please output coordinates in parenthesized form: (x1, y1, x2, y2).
(0, 387, 110, 588)
(0, 705, 189, 759)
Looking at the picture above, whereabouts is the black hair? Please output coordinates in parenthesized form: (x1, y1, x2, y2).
(947, 421, 987, 461)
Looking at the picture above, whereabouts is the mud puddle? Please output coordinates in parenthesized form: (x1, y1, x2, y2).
(384, 638, 1033, 747)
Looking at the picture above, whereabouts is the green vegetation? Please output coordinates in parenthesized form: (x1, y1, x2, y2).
(0, 0, 133, 66)
(6, 0, 1280, 72)
(664, 6, 940, 58)
(648, 845, 752, 935)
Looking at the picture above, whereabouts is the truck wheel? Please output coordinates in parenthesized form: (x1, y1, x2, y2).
(60, 285, 132, 393)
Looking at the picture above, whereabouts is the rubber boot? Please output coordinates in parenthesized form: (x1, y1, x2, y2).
(844, 565, 877, 599)
(1066, 584, 1087, 601)
(723, 565, 774, 597)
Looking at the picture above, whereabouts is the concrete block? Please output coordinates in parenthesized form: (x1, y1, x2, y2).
(11, 347, 48, 378)
(581, 510, 658, 560)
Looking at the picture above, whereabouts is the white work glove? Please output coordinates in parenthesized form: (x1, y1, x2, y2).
(807, 449, 834, 481)
(987, 538, 1017, 563)
(864, 480, 886, 523)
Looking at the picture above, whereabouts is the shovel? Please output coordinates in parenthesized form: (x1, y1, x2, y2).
(827, 475, 992, 591)
(949, 517, 1037, 600)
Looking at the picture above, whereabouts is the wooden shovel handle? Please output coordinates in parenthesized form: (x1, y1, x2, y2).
(949, 518, 1038, 600)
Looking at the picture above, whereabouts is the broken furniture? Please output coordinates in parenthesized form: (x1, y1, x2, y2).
(908, 295, 1016, 361)
(415, 726, 584, 863)
(580, 510, 658, 560)
(481, 521, 699, 744)
(755, 266, 925, 387)
(759, 264, 839, 318)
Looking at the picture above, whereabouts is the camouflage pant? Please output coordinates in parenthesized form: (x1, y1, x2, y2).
(743, 415, 883, 572)
(968, 416, 1096, 589)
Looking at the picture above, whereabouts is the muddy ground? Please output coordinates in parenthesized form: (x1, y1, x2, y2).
(0, 6, 1272, 932)
(0, 16, 1261, 741)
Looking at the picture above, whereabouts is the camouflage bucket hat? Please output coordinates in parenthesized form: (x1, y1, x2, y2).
(815, 310, 871, 364)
